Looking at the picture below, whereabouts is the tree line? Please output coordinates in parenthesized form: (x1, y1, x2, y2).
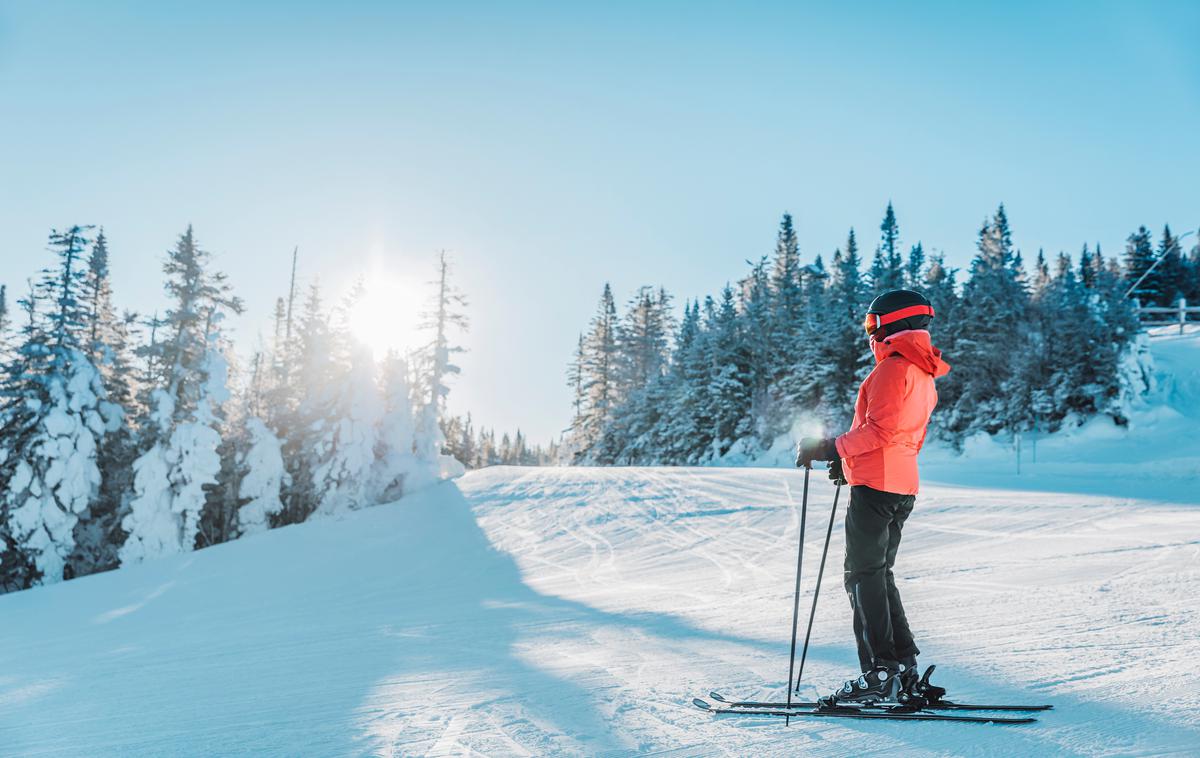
(441, 414, 560, 468)
(0, 227, 467, 592)
(567, 204, 1192, 464)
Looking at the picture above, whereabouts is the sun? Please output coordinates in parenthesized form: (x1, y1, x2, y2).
(348, 274, 424, 360)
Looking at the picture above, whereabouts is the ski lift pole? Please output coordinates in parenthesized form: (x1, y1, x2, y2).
(795, 480, 842, 694)
(784, 465, 810, 724)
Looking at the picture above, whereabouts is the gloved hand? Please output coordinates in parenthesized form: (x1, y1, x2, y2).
(796, 437, 839, 468)
(828, 457, 848, 486)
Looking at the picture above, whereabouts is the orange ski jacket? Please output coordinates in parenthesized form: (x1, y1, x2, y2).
(834, 329, 951, 495)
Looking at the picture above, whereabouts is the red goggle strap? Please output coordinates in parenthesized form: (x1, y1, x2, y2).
(877, 304, 935, 327)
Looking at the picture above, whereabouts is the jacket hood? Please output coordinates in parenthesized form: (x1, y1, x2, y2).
(871, 329, 951, 378)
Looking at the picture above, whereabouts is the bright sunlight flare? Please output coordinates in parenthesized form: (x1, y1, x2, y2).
(348, 273, 424, 360)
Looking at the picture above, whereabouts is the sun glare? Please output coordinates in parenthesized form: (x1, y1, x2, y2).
(348, 275, 424, 360)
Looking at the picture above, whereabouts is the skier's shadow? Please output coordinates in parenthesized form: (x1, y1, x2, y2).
(347, 480, 789, 755)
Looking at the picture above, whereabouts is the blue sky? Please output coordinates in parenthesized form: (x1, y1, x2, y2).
(1, 1, 1198, 442)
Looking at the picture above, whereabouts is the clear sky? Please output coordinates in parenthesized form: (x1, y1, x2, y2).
(1, 1, 1198, 443)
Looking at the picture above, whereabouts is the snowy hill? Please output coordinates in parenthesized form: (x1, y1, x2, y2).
(1, 332, 1199, 756)
(2, 466, 1198, 756)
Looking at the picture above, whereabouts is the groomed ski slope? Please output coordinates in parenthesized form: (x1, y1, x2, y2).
(1, 464, 1198, 756)
(1, 330, 1198, 756)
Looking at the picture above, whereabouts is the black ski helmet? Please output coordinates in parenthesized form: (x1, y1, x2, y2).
(865, 289, 934, 339)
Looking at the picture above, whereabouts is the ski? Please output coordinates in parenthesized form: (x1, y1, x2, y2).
(708, 691, 1052, 712)
(693, 698, 1037, 724)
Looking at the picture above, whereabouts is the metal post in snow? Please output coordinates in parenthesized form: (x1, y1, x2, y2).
(1182, 298, 1188, 336)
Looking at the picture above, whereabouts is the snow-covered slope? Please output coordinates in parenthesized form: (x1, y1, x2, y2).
(2, 465, 1198, 756)
(2, 333, 1198, 756)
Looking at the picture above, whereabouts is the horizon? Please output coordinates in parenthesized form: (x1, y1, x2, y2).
(2, 1, 1198, 442)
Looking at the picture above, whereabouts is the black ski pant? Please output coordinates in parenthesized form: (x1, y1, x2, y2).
(843, 484, 919, 672)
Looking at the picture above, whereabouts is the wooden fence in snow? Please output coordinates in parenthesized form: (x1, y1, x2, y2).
(1137, 298, 1200, 334)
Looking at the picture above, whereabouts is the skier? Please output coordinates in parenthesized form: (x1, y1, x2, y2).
(796, 289, 951, 708)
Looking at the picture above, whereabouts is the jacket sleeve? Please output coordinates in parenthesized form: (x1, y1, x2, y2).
(835, 358, 911, 459)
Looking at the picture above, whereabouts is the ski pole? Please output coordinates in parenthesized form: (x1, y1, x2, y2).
(795, 480, 842, 694)
(784, 465, 810, 724)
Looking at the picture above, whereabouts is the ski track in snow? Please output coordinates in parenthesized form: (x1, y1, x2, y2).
(0, 467, 1197, 756)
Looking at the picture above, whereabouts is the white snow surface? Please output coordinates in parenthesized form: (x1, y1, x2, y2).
(0, 465, 1197, 756)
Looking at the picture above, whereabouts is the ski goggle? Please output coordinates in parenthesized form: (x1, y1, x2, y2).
(863, 304, 935, 336)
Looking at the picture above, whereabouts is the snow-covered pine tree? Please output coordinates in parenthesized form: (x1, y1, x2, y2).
(919, 252, 962, 436)
(606, 285, 675, 461)
(565, 332, 585, 448)
(415, 251, 468, 467)
(945, 206, 1030, 437)
(660, 299, 710, 463)
(740, 256, 780, 443)
(373, 351, 426, 501)
(311, 342, 382, 516)
(705, 285, 752, 459)
(235, 417, 288, 536)
(0, 226, 119, 588)
(279, 283, 334, 524)
(119, 226, 242, 565)
(820, 229, 871, 424)
(71, 230, 138, 576)
(572, 283, 619, 462)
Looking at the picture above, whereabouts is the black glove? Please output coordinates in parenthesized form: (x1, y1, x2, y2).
(828, 457, 847, 486)
(796, 437, 839, 468)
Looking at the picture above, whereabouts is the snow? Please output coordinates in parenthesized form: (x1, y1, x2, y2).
(120, 342, 230, 565)
(1, 332, 1198, 755)
(0, 462, 1195, 755)
(1, 353, 106, 583)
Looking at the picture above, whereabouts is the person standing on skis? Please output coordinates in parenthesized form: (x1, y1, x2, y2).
(796, 289, 951, 707)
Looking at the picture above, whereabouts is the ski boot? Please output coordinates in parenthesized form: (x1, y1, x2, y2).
(817, 663, 904, 709)
(899, 664, 947, 707)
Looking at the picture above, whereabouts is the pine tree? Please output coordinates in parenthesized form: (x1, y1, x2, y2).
(1185, 233, 1200, 304)
(0, 227, 118, 587)
(0, 285, 10, 354)
(119, 226, 242, 564)
(373, 351, 423, 500)
(311, 343, 382, 517)
(279, 283, 333, 524)
(705, 285, 752, 458)
(1154, 225, 1184, 307)
(412, 252, 467, 476)
(769, 213, 801, 377)
(235, 417, 288, 536)
(1078, 244, 1096, 289)
(946, 207, 1030, 436)
(566, 333, 585, 434)
(573, 283, 619, 462)
(821, 230, 871, 424)
(69, 230, 138, 576)
(1123, 225, 1157, 304)
(869, 203, 905, 291)
(741, 256, 779, 440)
